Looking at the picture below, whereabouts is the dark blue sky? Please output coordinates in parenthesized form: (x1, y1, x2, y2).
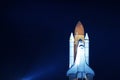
(1, 0, 120, 80)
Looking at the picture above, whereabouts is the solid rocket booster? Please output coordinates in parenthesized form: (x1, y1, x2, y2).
(69, 33, 74, 68)
(67, 21, 95, 80)
(85, 33, 89, 65)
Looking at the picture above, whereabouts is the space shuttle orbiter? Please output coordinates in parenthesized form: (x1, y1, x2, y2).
(67, 21, 95, 80)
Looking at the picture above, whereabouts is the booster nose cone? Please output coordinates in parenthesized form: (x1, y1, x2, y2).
(85, 33, 89, 40)
(69, 32, 74, 41)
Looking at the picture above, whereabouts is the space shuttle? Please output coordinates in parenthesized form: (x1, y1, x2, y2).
(67, 21, 95, 80)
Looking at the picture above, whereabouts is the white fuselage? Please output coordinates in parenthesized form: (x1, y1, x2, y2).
(75, 40, 85, 72)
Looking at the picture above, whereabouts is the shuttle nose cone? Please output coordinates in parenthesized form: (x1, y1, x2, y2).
(78, 39, 84, 49)
(78, 39, 84, 45)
